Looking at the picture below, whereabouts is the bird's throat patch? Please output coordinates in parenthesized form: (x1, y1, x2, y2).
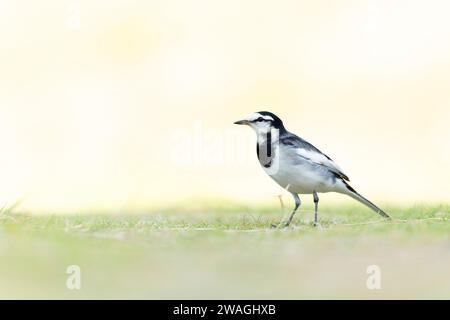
(257, 131, 275, 168)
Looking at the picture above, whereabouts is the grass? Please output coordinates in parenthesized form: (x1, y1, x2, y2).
(0, 203, 449, 299)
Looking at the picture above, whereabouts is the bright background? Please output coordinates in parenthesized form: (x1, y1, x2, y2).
(1, 0, 449, 213)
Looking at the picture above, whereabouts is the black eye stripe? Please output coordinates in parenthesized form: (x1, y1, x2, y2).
(252, 117, 268, 122)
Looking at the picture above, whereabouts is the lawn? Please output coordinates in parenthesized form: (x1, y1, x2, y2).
(0, 203, 449, 299)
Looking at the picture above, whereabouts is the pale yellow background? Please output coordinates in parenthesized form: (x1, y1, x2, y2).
(0, 0, 449, 212)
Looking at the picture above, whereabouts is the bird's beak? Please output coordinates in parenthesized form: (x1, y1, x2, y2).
(233, 119, 249, 125)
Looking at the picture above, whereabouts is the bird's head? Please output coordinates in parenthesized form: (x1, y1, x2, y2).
(234, 111, 285, 133)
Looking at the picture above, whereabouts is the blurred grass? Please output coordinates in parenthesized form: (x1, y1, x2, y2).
(0, 203, 449, 299)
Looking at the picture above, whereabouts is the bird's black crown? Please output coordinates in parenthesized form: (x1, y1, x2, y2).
(256, 111, 285, 131)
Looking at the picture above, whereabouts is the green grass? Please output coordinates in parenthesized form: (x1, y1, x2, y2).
(0, 203, 449, 299)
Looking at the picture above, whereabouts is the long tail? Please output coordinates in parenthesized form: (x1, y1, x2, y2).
(343, 183, 391, 219)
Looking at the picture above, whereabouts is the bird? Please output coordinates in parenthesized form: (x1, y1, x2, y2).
(234, 111, 391, 227)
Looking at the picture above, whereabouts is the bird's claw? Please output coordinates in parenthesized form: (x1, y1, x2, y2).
(271, 221, 291, 229)
(313, 221, 323, 229)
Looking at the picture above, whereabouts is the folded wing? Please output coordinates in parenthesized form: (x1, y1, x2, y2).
(280, 133, 350, 181)
(295, 148, 349, 181)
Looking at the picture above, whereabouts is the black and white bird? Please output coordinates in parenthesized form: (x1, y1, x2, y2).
(234, 111, 390, 227)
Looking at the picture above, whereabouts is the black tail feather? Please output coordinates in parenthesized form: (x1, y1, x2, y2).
(343, 182, 391, 219)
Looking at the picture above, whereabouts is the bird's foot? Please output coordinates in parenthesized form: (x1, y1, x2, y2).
(271, 221, 291, 229)
(313, 221, 323, 229)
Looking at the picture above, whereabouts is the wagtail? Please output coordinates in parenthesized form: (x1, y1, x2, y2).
(234, 111, 390, 227)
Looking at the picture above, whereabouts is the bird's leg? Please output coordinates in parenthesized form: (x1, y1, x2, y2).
(272, 193, 300, 228)
(313, 191, 319, 226)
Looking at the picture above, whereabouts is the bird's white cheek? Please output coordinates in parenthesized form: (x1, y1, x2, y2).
(255, 124, 271, 132)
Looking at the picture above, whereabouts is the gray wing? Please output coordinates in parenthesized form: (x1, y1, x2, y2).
(280, 133, 350, 181)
